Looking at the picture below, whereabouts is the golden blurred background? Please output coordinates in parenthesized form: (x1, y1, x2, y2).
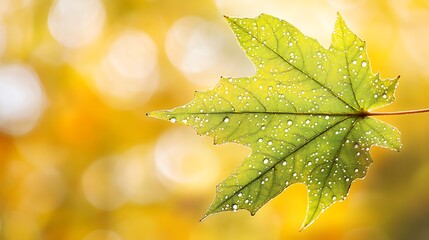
(1, 0, 429, 239)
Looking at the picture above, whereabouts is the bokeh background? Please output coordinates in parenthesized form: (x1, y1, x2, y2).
(1, 0, 429, 239)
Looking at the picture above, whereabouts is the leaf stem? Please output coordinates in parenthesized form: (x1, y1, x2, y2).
(367, 107, 429, 116)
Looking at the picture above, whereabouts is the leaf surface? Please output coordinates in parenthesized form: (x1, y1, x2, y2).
(149, 13, 401, 229)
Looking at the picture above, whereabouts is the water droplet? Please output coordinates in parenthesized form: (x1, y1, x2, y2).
(325, 116, 330, 120)
(263, 158, 269, 164)
(268, 141, 273, 146)
(287, 120, 293, 126)
(258, 138, 263, 143)
(223, 117, 230, 123)
(238, 193, 243, 197)
(232, 204, 238, 211)
(170, 117, 177, 123)
(352, 60, 357, 65)
(361, 61, 367, 67)
(305, 119, 310, 124)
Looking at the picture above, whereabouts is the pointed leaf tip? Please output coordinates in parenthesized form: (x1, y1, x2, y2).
(224, 15, 235, 25)
(199, 214, 207, 222)
(336, 11, 346, 23)
(299, 219, 314, 232)
(146, 110, 173, 121)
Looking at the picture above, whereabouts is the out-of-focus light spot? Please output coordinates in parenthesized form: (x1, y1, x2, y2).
(94, 30, 158, 109)
(82, 229, 122, 240)
(396, 5, 429, 75)
(0, 0, 32, 14)
(20, 167, 65, 213)
(0, 0, 13, 13)
(82, 146, 166, 208)
(82, 156, 128, 210)
(0, 64, 46, 136)
(107, 31, 157, 80)
(328, 0, 367, 10)
(2, 212, 41, 239)
(165, 17, 224, 73)
(389, 0, 429, 19)
(155, 128, 220, 189)
(113, 146, 167, 204)
(215, 0, 259, 14)
(165, 16, 226, 86)
(48, 0, 105, 48)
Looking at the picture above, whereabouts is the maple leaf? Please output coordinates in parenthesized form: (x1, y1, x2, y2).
(148, 13, 401, 229)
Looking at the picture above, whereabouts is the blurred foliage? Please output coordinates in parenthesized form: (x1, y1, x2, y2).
(1, 0, 429, 239)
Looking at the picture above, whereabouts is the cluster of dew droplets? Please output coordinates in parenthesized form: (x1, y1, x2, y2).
(153, 15, 405, 225)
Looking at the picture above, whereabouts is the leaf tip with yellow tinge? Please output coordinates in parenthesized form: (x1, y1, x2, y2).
(146, 110, 170, 121)
(335, 11, 347, 27)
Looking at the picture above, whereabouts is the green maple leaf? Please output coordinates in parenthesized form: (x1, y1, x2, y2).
(148, 13, 401, 229)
